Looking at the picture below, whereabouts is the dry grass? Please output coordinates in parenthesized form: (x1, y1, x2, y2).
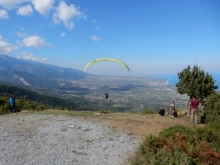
(176, 108, 188, 117)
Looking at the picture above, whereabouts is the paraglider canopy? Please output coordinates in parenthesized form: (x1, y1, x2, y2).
(83, 58, 130, 72)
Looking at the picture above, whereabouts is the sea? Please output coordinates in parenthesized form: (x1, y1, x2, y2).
(155, 73, 220, 88)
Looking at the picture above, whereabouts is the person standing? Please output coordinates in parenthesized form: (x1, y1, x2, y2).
(190, 96, 201, 124)
(186, 99, 191, 118)
(9, 95, 16, 113)
(169, 100, 175, 115)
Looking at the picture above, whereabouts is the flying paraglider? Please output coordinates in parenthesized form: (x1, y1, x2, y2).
(104, 93, 109, 99)
(83, 58, 130, 72)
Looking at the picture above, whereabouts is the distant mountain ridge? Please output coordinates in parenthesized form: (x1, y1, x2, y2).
(0, 55, 89, 89)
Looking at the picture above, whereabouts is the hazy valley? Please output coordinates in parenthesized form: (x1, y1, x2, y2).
(54, 76, 189, 111)
(0, 55, 189, 112)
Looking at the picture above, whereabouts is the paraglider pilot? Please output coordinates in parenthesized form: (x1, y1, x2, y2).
(104, 93, 109, 99)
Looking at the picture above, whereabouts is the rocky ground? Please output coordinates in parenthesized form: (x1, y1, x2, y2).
(0, 113, 139, 165)
(0, 111, 199, 165)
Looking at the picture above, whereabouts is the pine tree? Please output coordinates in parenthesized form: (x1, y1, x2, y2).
(176, 65, 218, 103)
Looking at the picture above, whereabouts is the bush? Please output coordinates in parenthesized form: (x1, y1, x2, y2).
(132, 125, 220, 165)
(0, 95, 64, 113)
(202, 93, 220, 123)
(143, 108, 155, 114)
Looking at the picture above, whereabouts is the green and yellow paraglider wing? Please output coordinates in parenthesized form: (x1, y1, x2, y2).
(83, 58, 130, 72)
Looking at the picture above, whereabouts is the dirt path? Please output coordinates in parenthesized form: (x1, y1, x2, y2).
(85, 113, 199, 140)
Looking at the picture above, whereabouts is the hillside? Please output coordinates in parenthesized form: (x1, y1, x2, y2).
(0, 83, 97, 111)
(0, 111, 194, 165)
(1, 110, 219, 165)
(0, 54, 88, 89)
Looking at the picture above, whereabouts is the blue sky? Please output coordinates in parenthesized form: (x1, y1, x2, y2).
(0, 0, 220, 77)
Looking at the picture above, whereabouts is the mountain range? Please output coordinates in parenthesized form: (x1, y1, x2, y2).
(0, 55, 89, 89)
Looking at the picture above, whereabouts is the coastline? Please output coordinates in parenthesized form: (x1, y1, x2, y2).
(156, 73, 220, 87)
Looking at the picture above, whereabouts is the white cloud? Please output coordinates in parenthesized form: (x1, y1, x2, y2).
(23, 35, 51, 48)
(0, 35, 17, 54)
(61, 32, 66, 36)
(0, 9, 8, 19)
(17, 52, 47, 62)
(91, 35, 101, 42)
(0, 0, 30, 9)
(0, 0, 54, 15)
(17, 4, 33, 16)
(53, 1, 82, 29)
(16, 32, 24, 38)
(32, 0, 54, 15)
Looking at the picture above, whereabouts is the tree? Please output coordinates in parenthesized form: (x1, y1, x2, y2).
(176, 65, 218, 103)
(202, 93, 220, 123)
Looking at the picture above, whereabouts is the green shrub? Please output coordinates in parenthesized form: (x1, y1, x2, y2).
(203, 93, 220, 123)
(0, 95, 66, 113)
(143, 108, 155, 114)
(139, 134, 160, 154)
(21, 104, 33, 110)
(132, 125, 220, 165)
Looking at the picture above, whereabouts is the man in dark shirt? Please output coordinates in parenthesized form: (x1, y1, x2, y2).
(190, 96, 201, 124)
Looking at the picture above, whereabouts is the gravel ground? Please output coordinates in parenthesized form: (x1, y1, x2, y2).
(0, 114, 139, 165)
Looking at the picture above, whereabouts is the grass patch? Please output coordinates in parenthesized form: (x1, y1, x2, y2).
(142, 108, 155, 115)
(176, 108, 187, 117)
(99, 110, 111, 114)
